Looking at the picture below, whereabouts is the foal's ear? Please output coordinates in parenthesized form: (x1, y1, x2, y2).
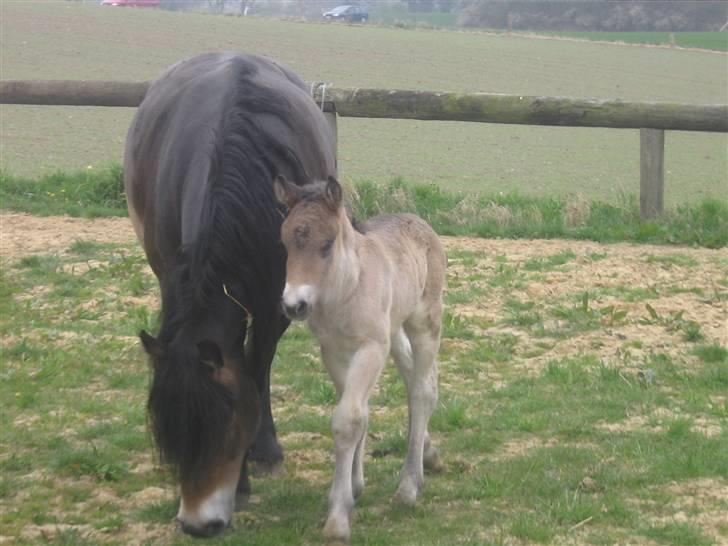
(324, 176, 342, 211)
(140, 330, 165, 359)
(273, 174, 302, 209)
(197, 340, 224, 371)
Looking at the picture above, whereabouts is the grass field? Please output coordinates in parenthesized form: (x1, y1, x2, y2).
(1, 212, 726, 545)
(1, 2, 726, 205)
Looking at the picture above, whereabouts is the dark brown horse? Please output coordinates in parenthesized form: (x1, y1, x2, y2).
(123, 52, 336, 537)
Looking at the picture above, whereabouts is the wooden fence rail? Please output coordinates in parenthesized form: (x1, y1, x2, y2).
(2, 79, 727, 217)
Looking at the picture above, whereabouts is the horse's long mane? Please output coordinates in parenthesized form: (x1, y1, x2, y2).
(148, 57, 311, 480)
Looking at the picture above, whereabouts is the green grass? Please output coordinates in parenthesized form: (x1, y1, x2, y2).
(1, 2, 726, 205)
(0, 166, 126, 217)
(1, 231, 726, 544)
(4, 168, 727, 247)
(532, 31, 728, 52)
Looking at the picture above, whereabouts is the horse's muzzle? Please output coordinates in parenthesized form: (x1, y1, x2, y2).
(179, 517, 228, 538)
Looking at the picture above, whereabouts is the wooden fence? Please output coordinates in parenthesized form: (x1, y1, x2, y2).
(2, 79, 727, 218)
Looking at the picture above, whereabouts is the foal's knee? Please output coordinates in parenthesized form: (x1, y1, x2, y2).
(332, 403, 366, 446)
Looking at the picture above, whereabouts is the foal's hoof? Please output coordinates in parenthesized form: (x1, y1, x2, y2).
(392, 488, 418, 507)
(423, 448, 444, 473)
(323, 511, 352, 545)
(393, 474, 422, 506)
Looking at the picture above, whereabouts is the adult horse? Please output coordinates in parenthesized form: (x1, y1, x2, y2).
(124, 52, 336, 537)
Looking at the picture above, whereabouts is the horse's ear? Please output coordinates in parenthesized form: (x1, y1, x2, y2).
(325, 176, 342, 210)
(273, 174, 302, 209)
(140, 330, 165, 359)
(197, 340, 224, 372)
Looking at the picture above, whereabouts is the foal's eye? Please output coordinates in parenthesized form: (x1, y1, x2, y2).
(320, 239, 334, 257)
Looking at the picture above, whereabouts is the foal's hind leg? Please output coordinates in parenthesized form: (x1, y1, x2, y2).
(392, 323, 440, 506)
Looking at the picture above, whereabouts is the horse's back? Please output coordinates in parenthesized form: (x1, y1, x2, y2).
(363, 213, 446, 307)
(124, 52, 336, 274)
(362, 213, 443, 261)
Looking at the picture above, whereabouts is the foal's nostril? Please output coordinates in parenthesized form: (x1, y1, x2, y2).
(282, 300, 309, 319)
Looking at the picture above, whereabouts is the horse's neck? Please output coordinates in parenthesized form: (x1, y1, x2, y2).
(323, 214, 363, 305)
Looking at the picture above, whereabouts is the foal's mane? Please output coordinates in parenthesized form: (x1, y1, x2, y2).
(291, 180, 367, 234)
(149, 57, 312, 480)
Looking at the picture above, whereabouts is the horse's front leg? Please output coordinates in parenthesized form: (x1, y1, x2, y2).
(248, 317, 289, 475)
(323, 342, 387, 545)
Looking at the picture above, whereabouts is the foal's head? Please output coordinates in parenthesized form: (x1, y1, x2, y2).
(274, 175, 344, 321)
(140, 295, 260, 537)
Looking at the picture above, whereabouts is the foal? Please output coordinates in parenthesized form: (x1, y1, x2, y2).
(274, 176, 446, 545)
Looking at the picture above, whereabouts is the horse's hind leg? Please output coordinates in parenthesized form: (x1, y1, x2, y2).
(392, 321, 440, 506)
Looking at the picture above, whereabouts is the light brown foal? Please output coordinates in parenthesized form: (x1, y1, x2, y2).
(274, 176, 446, 545)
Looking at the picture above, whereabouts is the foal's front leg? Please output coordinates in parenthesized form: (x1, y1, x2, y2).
(323, 342, 387, 545)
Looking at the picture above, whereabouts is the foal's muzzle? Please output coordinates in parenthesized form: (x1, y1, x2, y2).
(282, 300, 311, 321)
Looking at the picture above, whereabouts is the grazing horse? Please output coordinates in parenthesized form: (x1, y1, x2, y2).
(123, 52, 336, 537)
(274, 176, 446, 545)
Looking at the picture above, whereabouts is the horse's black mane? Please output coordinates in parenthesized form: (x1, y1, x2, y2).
(148, 57, 311, 481)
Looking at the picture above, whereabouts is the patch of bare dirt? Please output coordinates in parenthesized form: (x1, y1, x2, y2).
(0, 212, 137, 259)
(441, 236, 727, 378)
(632, 479, 728, 545)
(488, 436, 559, 462)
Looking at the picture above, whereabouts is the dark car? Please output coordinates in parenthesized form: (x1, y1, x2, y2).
(323, 5, 368, 22)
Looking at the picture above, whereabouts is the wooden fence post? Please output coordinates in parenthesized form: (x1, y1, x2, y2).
(322, 101, 338, 158)
(640, 128, 665, 219)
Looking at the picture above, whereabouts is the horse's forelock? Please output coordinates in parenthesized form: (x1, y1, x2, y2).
(147, 339, 237, 482)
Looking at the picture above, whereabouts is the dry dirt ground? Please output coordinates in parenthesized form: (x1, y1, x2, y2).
(2, 212, 726, 352)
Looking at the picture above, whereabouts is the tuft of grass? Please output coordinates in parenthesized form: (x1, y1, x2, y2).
(641, 522, 714, 546)
(694, 344, 728, 364)
(0, 165, 126, 217)
(135, 499, 178, 524)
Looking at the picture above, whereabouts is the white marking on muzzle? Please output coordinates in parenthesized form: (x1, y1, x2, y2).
(282, 283, 317, 309)
(177, 481, 236, 535)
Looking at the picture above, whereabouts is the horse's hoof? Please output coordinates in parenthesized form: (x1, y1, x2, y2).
(250, 460, 285, 477)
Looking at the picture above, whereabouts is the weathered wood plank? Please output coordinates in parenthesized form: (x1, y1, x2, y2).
(0, 80, 149, 107)
(1, 80, 726, 133)
(640, 128, 666, 218)
(315, 88, 728, 133)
